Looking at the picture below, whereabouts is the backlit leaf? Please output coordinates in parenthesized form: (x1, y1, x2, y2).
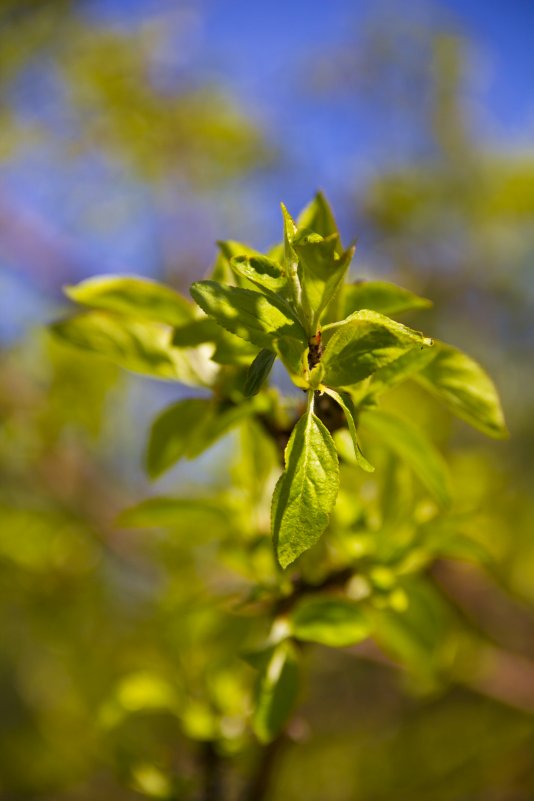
(343, 280, 432, 317)
(65, 275, 193, 326)
(321, 310, 432, 389)
(190, 281, 306, 350)
(415, 342, 508, 438)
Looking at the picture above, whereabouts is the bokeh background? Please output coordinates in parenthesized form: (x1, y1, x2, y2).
(1, 1, 534, 799)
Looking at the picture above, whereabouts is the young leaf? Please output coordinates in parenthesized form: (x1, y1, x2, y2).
(360, 409, 452, 507)
(323, 388, 374, 472)
(65, 275, 193, 326)
(321, 310, 432, 389)
(297, 191, 343, 254)
(272, 399, 340, 569)
(50, 311, 203, 383)
(230, 254, 287, 294)
(252, 641, 299, 743)
(244, 349, 276, 397)
(290, 596, 370, 647)
(414, 342, 508, 439)
(293, 234, 354, 327)
(343, 280, 432, 317)
(190, 281, 306, 350)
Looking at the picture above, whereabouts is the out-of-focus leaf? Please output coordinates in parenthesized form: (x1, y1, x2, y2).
(361, 410, 452, 507)
(414, 342, 508, 439)
(65, 275, 193, 326)
(343, 280, 432, 317)
(50, 311, 204, 383)
(321, 310, 432, 389)
(190, 281, 306, 350)
(252, 641, 299, 743)
(324, 388, 374, 472)
(117, 497, 229, 530)
(146, 397, 258, 478)
(361, 346, 438, 401)
(272, 402, 339, 569)
(244, 349, 276, 397)
(290, 596, 370, 647)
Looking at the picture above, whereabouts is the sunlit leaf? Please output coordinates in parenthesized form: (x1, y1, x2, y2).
(415, 342, 508, 438)
(272, 401, 339, 568)
(190, 281, 306, 349)
(64, 275, 193, 326)
(50, 311, 204, 383)
(343, 280, 432, 317)
(321, 310, 432, 389)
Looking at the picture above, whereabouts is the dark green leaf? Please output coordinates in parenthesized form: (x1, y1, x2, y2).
(244, 349, 276, 396)
(414, 342, 508, 439)
(252, 641, 299, 743)
(361, 409, 452, 507)
(190, 281, 306, 350)
(272, 401, 339, 569)
(343, 280, 432, 317)
(321, 310, 432, 389)
(65, 275, 193, 326)
(291, 596, 370, 647)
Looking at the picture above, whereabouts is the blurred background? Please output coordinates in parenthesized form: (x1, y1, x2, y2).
(1, 1, 533, 799)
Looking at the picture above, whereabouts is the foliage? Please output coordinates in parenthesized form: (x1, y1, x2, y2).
(45, 194, 511, 799)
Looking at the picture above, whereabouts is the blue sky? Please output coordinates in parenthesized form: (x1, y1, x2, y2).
(1, 0, 533, 341)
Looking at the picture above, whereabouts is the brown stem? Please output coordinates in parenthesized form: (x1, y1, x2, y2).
(199, 741, 225, 801)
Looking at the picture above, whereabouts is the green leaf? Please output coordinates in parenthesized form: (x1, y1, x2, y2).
(343, 280, 432, 317)
(244, 349, 276, 397)
(272, 399, 340, 569)
(252, 641, 299, 743)
(321, 310, 432, 389)
(293, 234, 354, 327)
(323, 388, 374, 472)
(146, 398, 256, 478)
(290, 596, 370, 647)
(297, 192, 343, 254)
(360, 346, 438, 402)
(414, 342, 508, 439)
(190, 281, 306, 350)
(65, 275, 193, 326)
(361, 409, 452, 507)
(230, 254, 287, 293)
(117, 496, 229, 531)
(50, 311, 205, 384)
